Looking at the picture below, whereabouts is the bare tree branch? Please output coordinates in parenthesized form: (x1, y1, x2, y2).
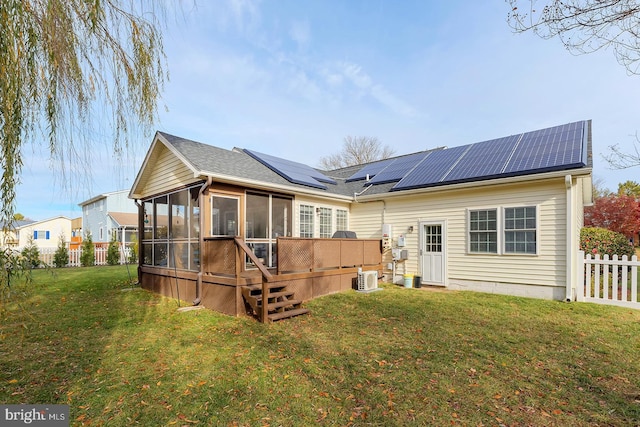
(319, 136, 396, 170)
(507, 0, 640, 75)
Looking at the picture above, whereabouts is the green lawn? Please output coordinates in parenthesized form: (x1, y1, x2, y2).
(1, 266, 640, 426)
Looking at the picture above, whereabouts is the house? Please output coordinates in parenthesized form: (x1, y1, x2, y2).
(79, 190, 139, 246)
(130, 120, 593, 320)
(15, 216, 73, 249)
(1, 219, 35, 247)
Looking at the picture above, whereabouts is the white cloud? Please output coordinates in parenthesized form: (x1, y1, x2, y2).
(289, 20, 311, 50)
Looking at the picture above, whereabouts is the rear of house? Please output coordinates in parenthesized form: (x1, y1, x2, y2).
(130, 120, 593, 317)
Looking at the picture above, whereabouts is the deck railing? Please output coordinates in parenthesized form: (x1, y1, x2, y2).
(201, 237, 382, 277)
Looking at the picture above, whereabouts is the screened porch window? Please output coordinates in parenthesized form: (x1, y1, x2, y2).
(141, 185, 200, 270)
(245, 192, 292, 268)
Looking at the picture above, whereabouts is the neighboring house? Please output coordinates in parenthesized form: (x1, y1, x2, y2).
(79, 190, 139, 246)
(129, 120, 593, 318)
(70, 217, 83, 250)
(1, 220, 35, 247)
(16, 216, 73, 249)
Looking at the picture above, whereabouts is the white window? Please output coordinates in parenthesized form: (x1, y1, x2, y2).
(336, 209, 348, 232)
(469, 209, 497, 253)
(468, 206, 538, 255)
(504, 207, 537, 254)
(319, 207, 332, 238)
(299, 205, 314, 238)
(34, 230, 49, 240)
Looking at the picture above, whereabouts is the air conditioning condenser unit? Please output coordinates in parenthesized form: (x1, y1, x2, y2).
(357, 271, 378, 292)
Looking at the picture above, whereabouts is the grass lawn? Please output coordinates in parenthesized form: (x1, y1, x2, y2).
(1, 266, 640, 426)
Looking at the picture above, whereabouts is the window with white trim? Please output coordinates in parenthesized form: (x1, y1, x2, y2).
(336, 209, 348, 232)
(504, 207, 536, 254)
(319, 207, 332, 238)
(299, 205, 314, 238)
(469, 209, 497, 253)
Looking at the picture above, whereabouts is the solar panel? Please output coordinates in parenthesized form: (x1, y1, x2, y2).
(345, 158, 396, 182)
(444, 134, 521, 182)
(503, 121, 585, 174)
(392, 145, 471, 191)
(367, 151, 431, 184)
(244, 149, 337, 189)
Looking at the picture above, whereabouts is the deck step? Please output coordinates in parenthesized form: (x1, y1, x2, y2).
(266, 299, 302, 310)
(253, 290, 295, 301)
(268, 307, 310, 322)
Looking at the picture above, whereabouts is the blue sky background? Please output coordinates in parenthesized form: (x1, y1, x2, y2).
(15, 0, 640, 220)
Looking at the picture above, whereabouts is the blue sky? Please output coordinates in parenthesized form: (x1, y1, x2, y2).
(15, 0, 640, 220)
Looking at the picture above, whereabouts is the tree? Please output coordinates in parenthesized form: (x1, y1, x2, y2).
(507, 1, 640, 75)
(584, 193, 640, 237)
(604, 134, 640, 169)
(53, 234, 70, 268)
(319, 136, 395, 170)
(617, 180, 640, 197)
(21, 236, 41, 269)
(107, 234, 120, 266)
(0, 0, 168, 227)
(80, 234, 95, 267)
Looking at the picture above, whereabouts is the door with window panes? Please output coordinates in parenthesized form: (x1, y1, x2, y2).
(419, 221, 446, 285)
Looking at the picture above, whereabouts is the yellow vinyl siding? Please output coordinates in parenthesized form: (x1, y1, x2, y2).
(141, 144, 199, 197)
(350, 177, 570, 288)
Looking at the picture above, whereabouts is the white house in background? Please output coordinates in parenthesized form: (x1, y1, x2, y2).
(1, 219, 35, 247)
(79, 190, 139, 245)
(16, 216, 72, 249)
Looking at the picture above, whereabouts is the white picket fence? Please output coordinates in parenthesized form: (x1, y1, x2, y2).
(35, 246, 134, 267)
(577, 250, 640, 309)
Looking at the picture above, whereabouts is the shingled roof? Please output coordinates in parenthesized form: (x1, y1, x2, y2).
(131, 120, 593, 200)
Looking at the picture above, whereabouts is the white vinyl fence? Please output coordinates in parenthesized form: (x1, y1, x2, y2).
(578, 250, 640, 309)
(33, 246, 134, 267)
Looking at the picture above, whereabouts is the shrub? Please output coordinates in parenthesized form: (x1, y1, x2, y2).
(128, 234, 138, 264)
(106, 235, 120, 266)
(80, 234, 95, 267)
(21, 236, 41, 268)
(53, 234, 70, 268)
(580, 227, 635, 258)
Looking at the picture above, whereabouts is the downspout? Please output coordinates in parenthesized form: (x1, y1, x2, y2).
(135, 199, 143, 285)
(565, 174, 574, 302)
(193, 177, 213, 306)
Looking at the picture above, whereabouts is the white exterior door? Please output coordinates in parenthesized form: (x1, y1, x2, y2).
(419, 221, 446, 286)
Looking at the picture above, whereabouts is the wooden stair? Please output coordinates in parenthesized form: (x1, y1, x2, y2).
(241, 282, 309, 322)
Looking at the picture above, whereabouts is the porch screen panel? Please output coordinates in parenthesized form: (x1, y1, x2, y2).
(246, 193, 268, 238)
(211, 196, 239, 237)
(272, 196, 292, 238)
(154, 196, 168, 239)
(170, 191, 189, 239)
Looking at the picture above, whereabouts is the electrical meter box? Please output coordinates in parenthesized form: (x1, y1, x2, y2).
(382, 224, 392, 239)
(397, 234, 406, 247)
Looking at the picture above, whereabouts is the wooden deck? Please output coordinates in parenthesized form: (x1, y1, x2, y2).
(140, 237, 383, 322)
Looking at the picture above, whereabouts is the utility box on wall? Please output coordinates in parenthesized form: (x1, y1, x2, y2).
(382, 224, 392, 239)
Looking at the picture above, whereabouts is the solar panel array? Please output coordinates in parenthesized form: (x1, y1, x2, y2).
(345, 158, 396, 182)
(367, 151, 431, 184)
(244, 149, 337, 190)
(240, 121, 588, 193)
(502, 121, 585, 174)
(392, 121, 587, 191)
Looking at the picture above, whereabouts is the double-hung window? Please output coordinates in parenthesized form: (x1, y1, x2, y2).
(299, 205, 314, 238)
(504, 207, 536, 254)
(468, 206, 537, 255)
(469, 209, 497, 253)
